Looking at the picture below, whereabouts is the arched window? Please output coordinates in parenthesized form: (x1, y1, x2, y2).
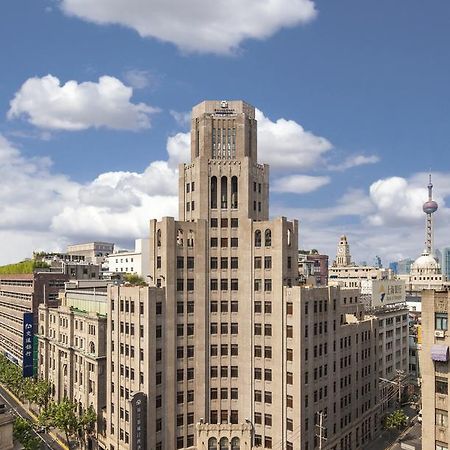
(208, 438, 218, 450)
(255, 230, 261, 247)
(231, 176, 238, 209)
(231, 437, 240, 450)
(89, 341, 95, 354)
(177, 229, 184, 246)
(221, 176, 228, 208)
(157, 229, 161, 247)
(187, 230, 194, 248)
(265, 229, 272, 247)
(211, 176, 217, 209)
(219, 437, 229, 450)
(287, 228, 292, 247)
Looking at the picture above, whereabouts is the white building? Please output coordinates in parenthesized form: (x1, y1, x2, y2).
(107, 238, 149, 277)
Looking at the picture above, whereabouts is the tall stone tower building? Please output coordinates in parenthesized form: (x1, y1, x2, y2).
(149, 100, 299, 448)
(105, 101, 379, 450)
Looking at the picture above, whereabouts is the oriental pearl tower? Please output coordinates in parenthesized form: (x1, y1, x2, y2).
(423, 174, 438, 256)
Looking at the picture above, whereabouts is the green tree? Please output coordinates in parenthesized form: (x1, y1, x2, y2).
(13, 417, 41, 450)
(123, 273, 147, 286)
(24, 379, 51, 409)
(40, 400, 97, 449)
(385, 409, 408, 430)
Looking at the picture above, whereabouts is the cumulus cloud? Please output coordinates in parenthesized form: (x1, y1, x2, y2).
(8, 75, 159, 131)
(328, 154, 380, 171)
(367, 174, 450, 227)
(0, 133, 178, 265)
(256, 109, 333, 170)
(59, 0, 317, 54)
(167, 132, 190, 168)
(272, 174, 330, 193)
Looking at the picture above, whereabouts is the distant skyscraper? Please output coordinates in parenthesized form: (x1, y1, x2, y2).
(441, 247, 450, 280)
(389, 262, 399, 274)
(397, 258, 414, 275)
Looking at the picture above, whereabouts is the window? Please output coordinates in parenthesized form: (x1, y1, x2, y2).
(210, 345, 218, 356)
(255, 230, 262, 247)
(231, 323, 239, 334)
(211, 301, 218, 312)
(436, 377, 448, 395)
(221, 218, 228, 228)
(254, 257, 262, 269)
(265, 229, 272, 246)
(187, 257, 194, 269)
(254, 279, 262, 291)
(436, 443, 448, 450)
(211, 218, 218, 227)
(231, 237, 239, 247)
(221, 238, 228, 247)
(231, 279, 239, 291)
(436, 409, 448, 427)
(177, 279, 184, 291)
(211, 257, 218, 269)
(264, 279, 272, 292)
(436, 313, 448, 331)
(221, 257, 228, 269)
(231, 301, 238, 313)
(211, 237, 218, 247)
(265, 324, 272, 336)
(231, 218, 239, 228)
(177, 256, 184, 269)
(264, 256, 272, 269)
(231, 257, 238, 269)
(211, 279, 218, 290)
(187, 279, 195, 291)
(221, 279, 228, 291)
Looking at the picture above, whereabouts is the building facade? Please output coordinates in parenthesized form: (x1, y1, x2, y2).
(298, 250, 329, 286)
(102, 100, 382, 450)
(108, 239, 150, 277)
(419, 289, 450, 450)
(37, 282, 108, 448)
(0, 272, 68, 366)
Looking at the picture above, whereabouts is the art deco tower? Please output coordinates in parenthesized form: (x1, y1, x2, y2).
(148, 101, 299, 449)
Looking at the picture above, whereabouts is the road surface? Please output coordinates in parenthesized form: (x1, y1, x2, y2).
(0, 384, 66, 450)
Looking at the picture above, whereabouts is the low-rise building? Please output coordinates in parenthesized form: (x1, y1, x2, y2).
(298, 250, 328, 286)
(107, 239, 150, 277)
(37, 280, 109, 449)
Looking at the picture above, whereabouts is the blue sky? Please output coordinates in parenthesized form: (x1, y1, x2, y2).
(1, 0, 450, 265)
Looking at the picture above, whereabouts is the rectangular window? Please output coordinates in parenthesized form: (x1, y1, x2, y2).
(221, 257, 228, 269)
(254, 279, 262, 291)
(187, 257, 194, 269)
(210, 301, 218, 312)
(177, 279, 184, 291)
(210, 218, 218, 227)
(231, 279, 239, 290)
(231, 218, 239, 228)
(177, 256, 184, 269)
(231, 301, 238, 312)
(221, 279, 228, 291)
(210, 257, 218, 269)
(211, 238, 218, 247)
(436, 313, 449, 331)
(254, 257, 262, 269)
(220, 301, 228, 313)
(221, 218, 228, 228)
(436, 409, 448, 427)
(187, 279, 194, 291)
(210, 279, 218, 290)
(264, 279, 272, 292)
(221, 238, 228, 247)
(231, 257, 239, 269)
(231, 237, 239, 247)
(264, 256, 272, 269)
(436, 377, 448, 395)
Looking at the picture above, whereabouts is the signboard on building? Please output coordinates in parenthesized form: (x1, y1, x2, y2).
(130, 392, 147, 450)
(22, 312, 34, 377)
(371, 279, 406, 307)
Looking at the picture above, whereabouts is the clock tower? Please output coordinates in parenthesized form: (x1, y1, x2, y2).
(336, 235, 352, 267)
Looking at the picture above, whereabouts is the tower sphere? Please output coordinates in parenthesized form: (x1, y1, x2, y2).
(423, 200, 438, 214)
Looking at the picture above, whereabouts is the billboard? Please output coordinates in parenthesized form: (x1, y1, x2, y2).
(22, 312, 34, 377)
(130, 392, 147, 450)
(371, 279, 405, 307)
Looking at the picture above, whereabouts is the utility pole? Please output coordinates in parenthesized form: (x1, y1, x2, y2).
(315, 411, 327, 450)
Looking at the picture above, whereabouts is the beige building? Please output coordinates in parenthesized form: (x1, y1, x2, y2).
(102, 100, 382, 450)
(0, 413, 14, 450)
(329, 236, 409, 414)
(0, 271, 68, 367)
(420, 289, 450, 450)
(37, 281, 108, 448)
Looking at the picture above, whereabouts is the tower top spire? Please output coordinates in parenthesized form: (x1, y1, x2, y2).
(422, 173, 438, 255)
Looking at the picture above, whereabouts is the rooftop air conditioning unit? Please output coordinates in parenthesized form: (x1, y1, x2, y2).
(435, 330, 445, 338)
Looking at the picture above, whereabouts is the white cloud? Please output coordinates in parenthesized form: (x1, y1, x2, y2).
(0, 133, 178, 265)
(170, 110, 191, 128)
(167, 132, 190, 168)
(272, 174, 330, 193)
(123, 69, 158, 90)
(256, 109, 333, 170)
(8, 75, 159, 131)
(328, 154, 380, 171)
(59, 0, 317, 54)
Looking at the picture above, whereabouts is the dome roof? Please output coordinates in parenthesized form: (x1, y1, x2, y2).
(412, 252, 439, 270)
